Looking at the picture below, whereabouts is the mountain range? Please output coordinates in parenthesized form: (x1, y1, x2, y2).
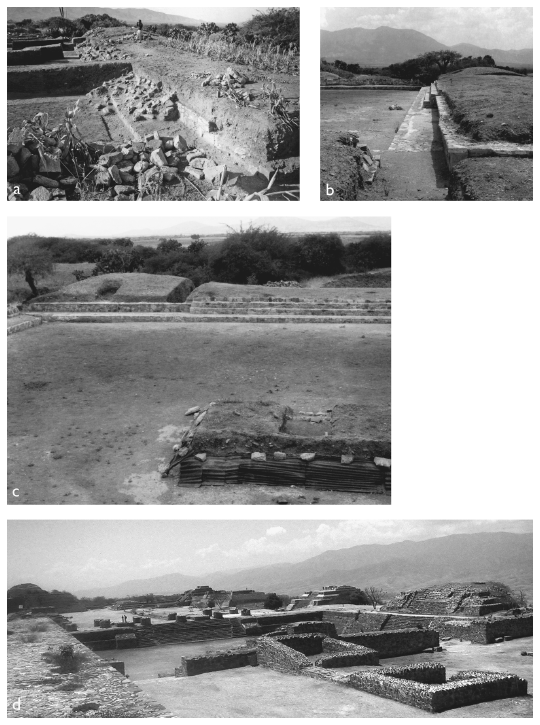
(122, 217, 390, 238)
(74, 532, 533, 600)
(7, 7, 205, 27)
(321, 26, 533, 67)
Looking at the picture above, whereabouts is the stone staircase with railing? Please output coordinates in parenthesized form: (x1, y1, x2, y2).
(26, 296, 391, 325)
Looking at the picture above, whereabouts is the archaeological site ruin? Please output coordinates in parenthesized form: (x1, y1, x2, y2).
(7, 523, 533, 719)
(7, 8, 300, 201)
(320, 9, 533, 201)
(7, 216, 391, 505)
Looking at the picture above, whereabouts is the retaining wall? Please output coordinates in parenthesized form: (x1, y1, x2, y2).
(434, 91, 533, 170)
(436, 614, 533, 644)
(7, 61, 132, 93)
(256, 636, 313, 674)
(322, 610, 389, 633)
(175, 648, 257, 676)
(348, 665, 527, 713)
(340, 628, 439, 657)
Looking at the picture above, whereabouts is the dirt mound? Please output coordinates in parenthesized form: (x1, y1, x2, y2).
(437, 70, 533, 144)
(188, 282, 390, 302)
(34, 273, 194, 303)
(448, 157, 533, 201)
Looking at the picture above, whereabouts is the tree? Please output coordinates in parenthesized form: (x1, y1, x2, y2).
(296, 233, 345, 275)
(365, 586, 386, 610)
(264, 593, 283, 610)
(419, 50, 462, 73)
(7, 244, 54, 297)
(211, 591, 230, 610)
(92, 248, 143, 276)
(199, 22, 220, 36)
(157, 238, 182, 255)
(349, 591, 368, 605)
(483, 54, 495, 67)
(222, 23, 239, 40)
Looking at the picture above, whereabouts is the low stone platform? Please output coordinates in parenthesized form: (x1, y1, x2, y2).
(435, 92, 533, 170)
(7, 314, 42, 335)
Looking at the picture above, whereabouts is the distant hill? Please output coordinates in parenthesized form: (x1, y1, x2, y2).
(123, 217, 389, 239)
(7, 7, 205, 27)
(320, 25, 533, 67)
(74, 532, 532, 600)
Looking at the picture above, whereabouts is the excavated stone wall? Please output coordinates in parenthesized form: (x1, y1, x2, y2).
(7, 61, 132, 93)
(347, 665, 527, 713)
(175, 648, 257, 677)
(340, 628, 439, 657)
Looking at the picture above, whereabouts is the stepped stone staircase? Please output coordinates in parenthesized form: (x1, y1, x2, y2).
(26, 296, 391, 325)
(135, 618, 245, 648)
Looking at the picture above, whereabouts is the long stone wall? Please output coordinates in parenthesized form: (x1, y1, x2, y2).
(435, 614, 533, 644)
(256, 636, 313, 674)
(7, 60, 132, 93)
(340, 628, 439, 657)
(348, 665, 527, 713)
(322, 610, 389, 633)
(175, 648, 257, 677)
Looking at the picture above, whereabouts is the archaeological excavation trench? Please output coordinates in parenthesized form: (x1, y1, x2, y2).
(8, 280, 391, 506)
(320, 69, 533, 201)
(9, 604, 531, 717)
(7, 30, 300, 201)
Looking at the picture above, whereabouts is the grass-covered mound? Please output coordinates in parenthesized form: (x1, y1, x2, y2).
(448, 157, 533, 201)
(438, 67, 533, 144)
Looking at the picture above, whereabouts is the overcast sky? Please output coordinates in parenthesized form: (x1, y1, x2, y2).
(8, 520, 531, 592)
(7, 217, 390, 237)
(152, 7, 268, 23)
(321, 8, 533, 50)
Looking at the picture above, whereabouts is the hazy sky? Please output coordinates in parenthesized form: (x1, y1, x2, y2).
(7, 217, 391, 238)
(152, 7, 269, 23)
(321, 8, 533, 50)
(8, 520, 531, 592)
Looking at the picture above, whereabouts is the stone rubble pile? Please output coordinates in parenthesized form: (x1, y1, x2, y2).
(264, 280, 301, 288)
(356, 144, 381, 185)
(76, 31, 133, 62)
(89, 72, 181, 123)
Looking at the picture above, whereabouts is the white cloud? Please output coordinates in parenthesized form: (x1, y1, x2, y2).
(214, 520, 530, 566)
(266, 526, 286, 537)
(196, 543, 221, 557)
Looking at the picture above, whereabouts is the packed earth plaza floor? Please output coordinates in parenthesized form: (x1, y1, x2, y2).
(8, 319, 390, 505)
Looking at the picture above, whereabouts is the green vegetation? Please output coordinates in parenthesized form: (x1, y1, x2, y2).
(264, 593, 283, 610)
(7, 13, 125, 39)
(438, 69, 533, 144)
(42, 644, 90, 674)
(324, 50, 530, 86)
(7, 227, 391, 301)
(150, 8, 299, 73)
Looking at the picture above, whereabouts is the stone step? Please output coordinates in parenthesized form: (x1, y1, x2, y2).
(34, 312, 391, 325)
(7, 316, 42, 335)
(190, 307, 391, 317)
(191, 300, 391, 308)
(27, 302, 190, 313)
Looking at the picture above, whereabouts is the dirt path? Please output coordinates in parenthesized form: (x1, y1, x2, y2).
(8, 322, 390, 506)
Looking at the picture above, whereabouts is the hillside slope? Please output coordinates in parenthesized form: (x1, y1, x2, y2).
(8, 7, 204, 27)
(320, 26, 533, 66)
(74, 532, 532, 600)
